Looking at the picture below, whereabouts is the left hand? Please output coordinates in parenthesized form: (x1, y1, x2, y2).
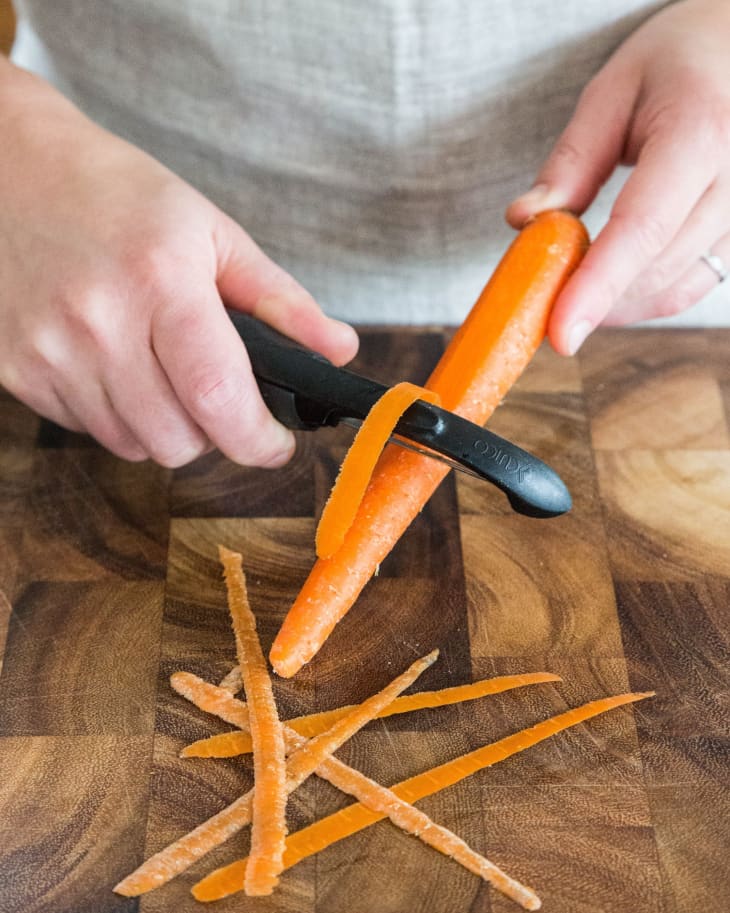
(506, 0, 730, 355)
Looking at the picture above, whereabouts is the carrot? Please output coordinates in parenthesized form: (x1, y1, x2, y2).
(270, 210, 589, 677)
(179, 671, 562, 759)
(192, 690, 652, 902)
(217, 545, 287, 896)
(316, 382, 440, 559)
(114, 651, 437, 897)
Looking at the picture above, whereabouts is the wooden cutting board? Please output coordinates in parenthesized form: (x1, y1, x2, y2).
(1, 327, 728, 913)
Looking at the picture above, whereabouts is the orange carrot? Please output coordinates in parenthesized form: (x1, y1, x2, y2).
(270, 210, 589, 677)
(193, 690, 651, 902)
(316, 382, 440, 559)
(179, 671, 562, 759)
(218, 545, 287, 896)
(114, 651, 437, 897)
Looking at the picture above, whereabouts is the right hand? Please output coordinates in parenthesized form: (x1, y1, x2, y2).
(0, 60, 358, 468)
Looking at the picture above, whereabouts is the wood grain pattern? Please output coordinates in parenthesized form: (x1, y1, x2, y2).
(0, 328, 728, 913)
(0, 0, 14, 55)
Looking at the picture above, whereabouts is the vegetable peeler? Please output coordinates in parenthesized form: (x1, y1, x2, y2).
(228, 311, 571, 518)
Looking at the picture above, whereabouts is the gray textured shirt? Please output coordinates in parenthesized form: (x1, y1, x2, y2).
(11, 0, 728, 325)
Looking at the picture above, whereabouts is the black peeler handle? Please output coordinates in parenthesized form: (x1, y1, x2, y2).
(227, 310, 572, 518)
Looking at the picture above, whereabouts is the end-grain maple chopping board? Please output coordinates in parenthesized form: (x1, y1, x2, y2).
(0, 327, 729, 913)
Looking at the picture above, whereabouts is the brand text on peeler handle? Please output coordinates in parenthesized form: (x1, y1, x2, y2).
(473, 440, 531, 482)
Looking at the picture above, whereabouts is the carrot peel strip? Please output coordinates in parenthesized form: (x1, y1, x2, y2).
(218, 545, 287, 896)
(179, 671, 562, 759)
(192, 691, 652, 903)
(315, 382, 440, 559)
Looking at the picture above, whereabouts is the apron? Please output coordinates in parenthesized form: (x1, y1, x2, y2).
(12, 0, 726, 326)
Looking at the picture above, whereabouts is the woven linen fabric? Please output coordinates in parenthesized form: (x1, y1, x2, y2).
(10, 0, 729, 325)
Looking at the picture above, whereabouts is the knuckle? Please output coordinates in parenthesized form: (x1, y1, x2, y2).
(655, 284, 696, 319)
(56, 284, 118, 354)
(187, 368, 243, 418)
(612, 210, 672, 262)
(629, 261, 675, 302)
(550, 137, 586, 172)
(148, 436, 208, 469)
(124, 240, 187, 299)
(105, 430, 147, 462)
(27, 324, 66, 370)
(701, 99, 730, 149)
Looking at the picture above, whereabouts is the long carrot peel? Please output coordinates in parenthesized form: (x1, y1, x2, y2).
(114, 651, 437, 897)
(316, 382, 440, 559)
(270, 210, 590, 677)
(218, 545, 287, 896)
(192, 690, 652, 903)
(179, 671, 562, 759)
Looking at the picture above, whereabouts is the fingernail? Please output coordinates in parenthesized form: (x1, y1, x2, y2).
(567, 319, 593, 356)
(512, 183, 550, 209)
(509, 183, 569, 220)
(335, 319, 359, 354)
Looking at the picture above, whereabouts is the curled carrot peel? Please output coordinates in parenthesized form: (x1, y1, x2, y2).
(114, 652, 437, 897)
(316, 382, 440, 559)
(217, 545, 287, 896)
(270, 211, 590, 677)
(192, 691, 652, 903)
(179, 671, 562, 759)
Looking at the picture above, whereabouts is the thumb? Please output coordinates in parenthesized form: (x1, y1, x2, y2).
(505, 59, 638, 228)
(213, 212, 359, 366)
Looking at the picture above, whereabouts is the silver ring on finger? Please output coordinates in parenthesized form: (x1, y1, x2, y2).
(700, 251, 728, 284)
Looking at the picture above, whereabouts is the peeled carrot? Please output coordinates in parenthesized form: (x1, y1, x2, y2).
(270, 210, 589, 677)
(192, 691, 651, 902)
(218, 545, 287, 896)
(114, 652, 437, 897)
(316, 382, 440, 559)
(179, 671, 562, 759)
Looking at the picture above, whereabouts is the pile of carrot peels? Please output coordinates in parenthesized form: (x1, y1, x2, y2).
(114, 545, 653, 910)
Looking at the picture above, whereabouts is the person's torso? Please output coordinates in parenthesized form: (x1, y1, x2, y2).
(14, 0, 695, 324)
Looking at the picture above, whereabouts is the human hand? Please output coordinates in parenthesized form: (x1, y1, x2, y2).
(0, 60, 357, 467)
(505, 0, 730, 355)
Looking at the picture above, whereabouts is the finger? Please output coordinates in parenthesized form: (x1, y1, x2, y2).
(609, 180, 728, 324)
(611, 233, 730, 326)
(3, 372, 85, 433)
(506, 59, 636, 227)
(54, 376, 148, 460)
(214, 213, 359, 366)
(548, 133, 717, 355)
(105, 349, 211, 468)
(152, 292, 296, 468)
